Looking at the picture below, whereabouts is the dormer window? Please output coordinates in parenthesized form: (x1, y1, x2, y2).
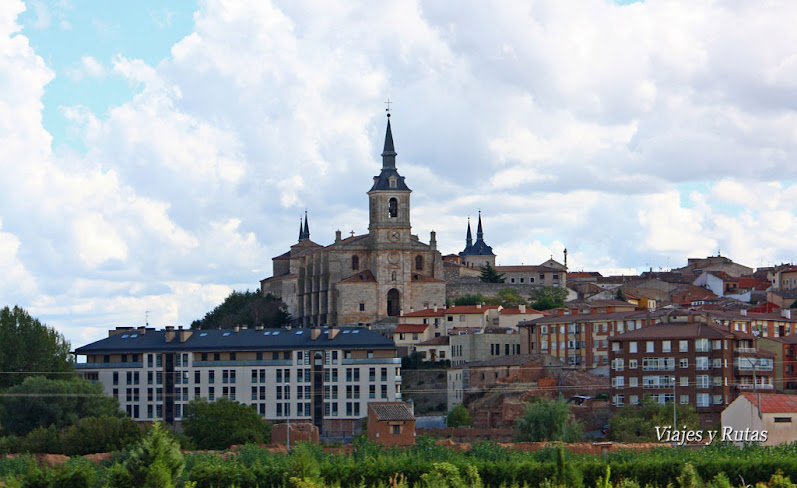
(388, 198, 398, 218)
(389, 177, 397, 188)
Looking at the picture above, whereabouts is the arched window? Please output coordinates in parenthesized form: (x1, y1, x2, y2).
(388, 198, 398, 218)
(352, 255, 359, 271)
(415, 255, 423, 271)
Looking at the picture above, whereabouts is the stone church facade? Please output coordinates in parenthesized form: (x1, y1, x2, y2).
(261, 117, 446, 326)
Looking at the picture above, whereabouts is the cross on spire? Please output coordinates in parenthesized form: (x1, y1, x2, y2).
(385, 98, 392, 116)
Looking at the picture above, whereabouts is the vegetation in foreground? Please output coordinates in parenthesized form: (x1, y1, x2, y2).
(4, 428, 797, 488)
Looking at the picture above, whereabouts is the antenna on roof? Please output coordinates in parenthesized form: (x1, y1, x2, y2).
(145, 310, 150, 327)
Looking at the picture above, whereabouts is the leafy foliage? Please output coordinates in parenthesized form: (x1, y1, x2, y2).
(514, 397, 583, 442)
(609, 397, 700, 442)
(446, 404, 473, 428)
(529, 286, 569, 311)
(182, 398, 271, 450)
(453, 294, 486, 306)
(121, 423, 184, 488)
(479, 264, 505, 283)
(615, 288, 626, 301)
(190, 290, 290, 329)
(0, 306, 74, 389)
(495, 288, 527, 307)
(0, 376, 122, 436)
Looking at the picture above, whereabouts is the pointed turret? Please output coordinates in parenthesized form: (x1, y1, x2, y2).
(303, 210, 310, 240)
(466, 218, 473, 249)
(460, 211, 494, 260)
(477, 211, 484, 241)
(370, 114, 410, 192)
(381, 117, 396, 169)
(298, 218, 304, 242)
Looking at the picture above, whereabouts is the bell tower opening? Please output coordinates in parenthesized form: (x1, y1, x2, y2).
(388, 198, 398, 218)
(387, 288, 400, 316)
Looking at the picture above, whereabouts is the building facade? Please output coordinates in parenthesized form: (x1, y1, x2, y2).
(75, 325, 402, 437)
(608, 321, 775, 426)
(260, 116, 446, 326)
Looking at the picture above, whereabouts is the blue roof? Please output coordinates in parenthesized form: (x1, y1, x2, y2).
(74, 327, 396, 354)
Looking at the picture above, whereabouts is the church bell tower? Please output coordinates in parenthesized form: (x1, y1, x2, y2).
(368, 114, 412, 245)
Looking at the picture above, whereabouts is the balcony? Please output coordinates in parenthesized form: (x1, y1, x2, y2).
(193, 360, 292, 367)
(736, 384, 774, 390)
(77, 362, 142, 369)
(341, 358, 402, 365)
(395, 375, 402, 383)
(735, 347, 757, 353)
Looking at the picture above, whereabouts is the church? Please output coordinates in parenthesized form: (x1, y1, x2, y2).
(260, 115, 446, 326)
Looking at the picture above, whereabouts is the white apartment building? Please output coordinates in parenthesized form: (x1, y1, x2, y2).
(75, 325, 402, 437)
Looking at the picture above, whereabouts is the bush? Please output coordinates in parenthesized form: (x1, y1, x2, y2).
(182, 398, 271, 450)
(447, 404, 473, 427)
(122, 423, 184, 487)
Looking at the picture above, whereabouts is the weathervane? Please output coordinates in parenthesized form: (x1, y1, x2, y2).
(385, 99, 392, 117)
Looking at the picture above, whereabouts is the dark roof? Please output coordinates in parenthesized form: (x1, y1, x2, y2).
(339, 270, 377, 284)
(609, 322, 735, 341)
(369, 117, 410, 192)
(416, 336, 449, 346)
(369, 402, 415, 421)
(74, 327, 396, 354)
(394, 324, 429, 334)
(519, 309, 663, 325)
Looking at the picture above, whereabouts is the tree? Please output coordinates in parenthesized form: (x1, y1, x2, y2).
(608, 396, 700, 442)
(496, 288, 527, 308)
(615, 288, 626, 301)
(0, 306, 74, 388)
(453, 294, 486, 306)
(514, 397, 583, 442)
(479, 264, 505, 283)
(0, 376, 123, 436)
(529, 287, 569, 311)
(446, 404, 473, 427)
(191, 290, 290, 329)
(182, 398, 271, 449)
(120, 423, 184, 488)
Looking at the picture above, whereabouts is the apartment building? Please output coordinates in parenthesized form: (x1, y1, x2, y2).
(518, 310, 666, 371)
(608, 321, 775, 426)
(759, 335, 797, 393)
(74, 325, 401, 437)
(449, 328, 521, 366)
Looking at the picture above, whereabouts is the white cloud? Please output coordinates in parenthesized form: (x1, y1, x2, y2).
(4, 0, 797, 346)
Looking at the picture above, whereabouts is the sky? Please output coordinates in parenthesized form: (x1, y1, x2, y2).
(2, 0, 797, 348)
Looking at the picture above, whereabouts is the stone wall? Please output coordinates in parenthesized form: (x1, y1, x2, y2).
(446, 281, 544, 300)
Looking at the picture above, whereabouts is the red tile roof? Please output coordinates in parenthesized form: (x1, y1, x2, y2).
(737, 277, 770, 291)
(402, 308, 446, 317)
(444, 305, 500, 314)
(339, 270, 377, 284)
(416, 336, 450, 346)
(741, 393, 797, 413)
(394, 324, 429, 334)
(500, 308, 545, 315)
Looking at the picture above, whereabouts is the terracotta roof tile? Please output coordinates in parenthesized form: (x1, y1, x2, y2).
(393, 324, 429, 334)
(742, 393, 797, 413)
(416, 336, 450, 346)
(369, 402, 415, 421)
(402, 308, 446, 317)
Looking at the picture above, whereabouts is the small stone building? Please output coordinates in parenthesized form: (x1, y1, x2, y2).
(367, 402, 416, 446)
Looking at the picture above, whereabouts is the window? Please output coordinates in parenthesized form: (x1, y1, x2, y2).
(352, 255, 359, 270)
(391, 425, 401, 435)
(629, 377, 638, 387)
(774, 417, 792, 423)
(680, 359, 689, 369)
(696, 393, 710, 407)
(662, 341, 671, 353)
(359, 303, 365, 311)
(680, 395, 690, 405)
(629, 341, 638, 353)
(415, 255, 423, 270)
(696, 375, 710, 389)
(695, 338, 710, 352)
(679, 340, 688, 352)
(695, 357, 709, 370)
(629, 359, 638, 369)
(680, 376, 688, 387)
(646, 341, 655, 353)
(388, 198, 398, 218)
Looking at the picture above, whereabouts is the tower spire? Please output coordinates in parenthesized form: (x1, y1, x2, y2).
(381, 114, 396, 170)
(477, 210, 484, 241)
(302, 210, 310, 240)
(466, 217, 473, 248)
(298, 217, 304, 242)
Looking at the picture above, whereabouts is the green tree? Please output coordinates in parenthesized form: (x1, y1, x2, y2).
(58, 415, 142, 456)
(453, 294, 485, 306)
(529, 287, 569, 311)
(182, 397, 271, 449)
(514, 397, 583, 442)
(0, 376, 122, 436)
(122, 423, 184, 488)
(608, 396, 700, 442)
(479, 264, 505, 283)
(191, 290, 290, 329)
(0, 306, 74, 388)
(615, 288, 626, 301)
(446, 404, 473, 427)
(496, 288, 527, 308)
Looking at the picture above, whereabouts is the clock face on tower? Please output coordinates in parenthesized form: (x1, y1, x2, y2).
(388, 231, 400, 242)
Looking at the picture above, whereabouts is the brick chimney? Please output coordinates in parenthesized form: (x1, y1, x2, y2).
(328, 328, 340, 339)
(179, 326, 193, 342)
(165, 326, 175, 342)
(311, 328, 321, 340)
